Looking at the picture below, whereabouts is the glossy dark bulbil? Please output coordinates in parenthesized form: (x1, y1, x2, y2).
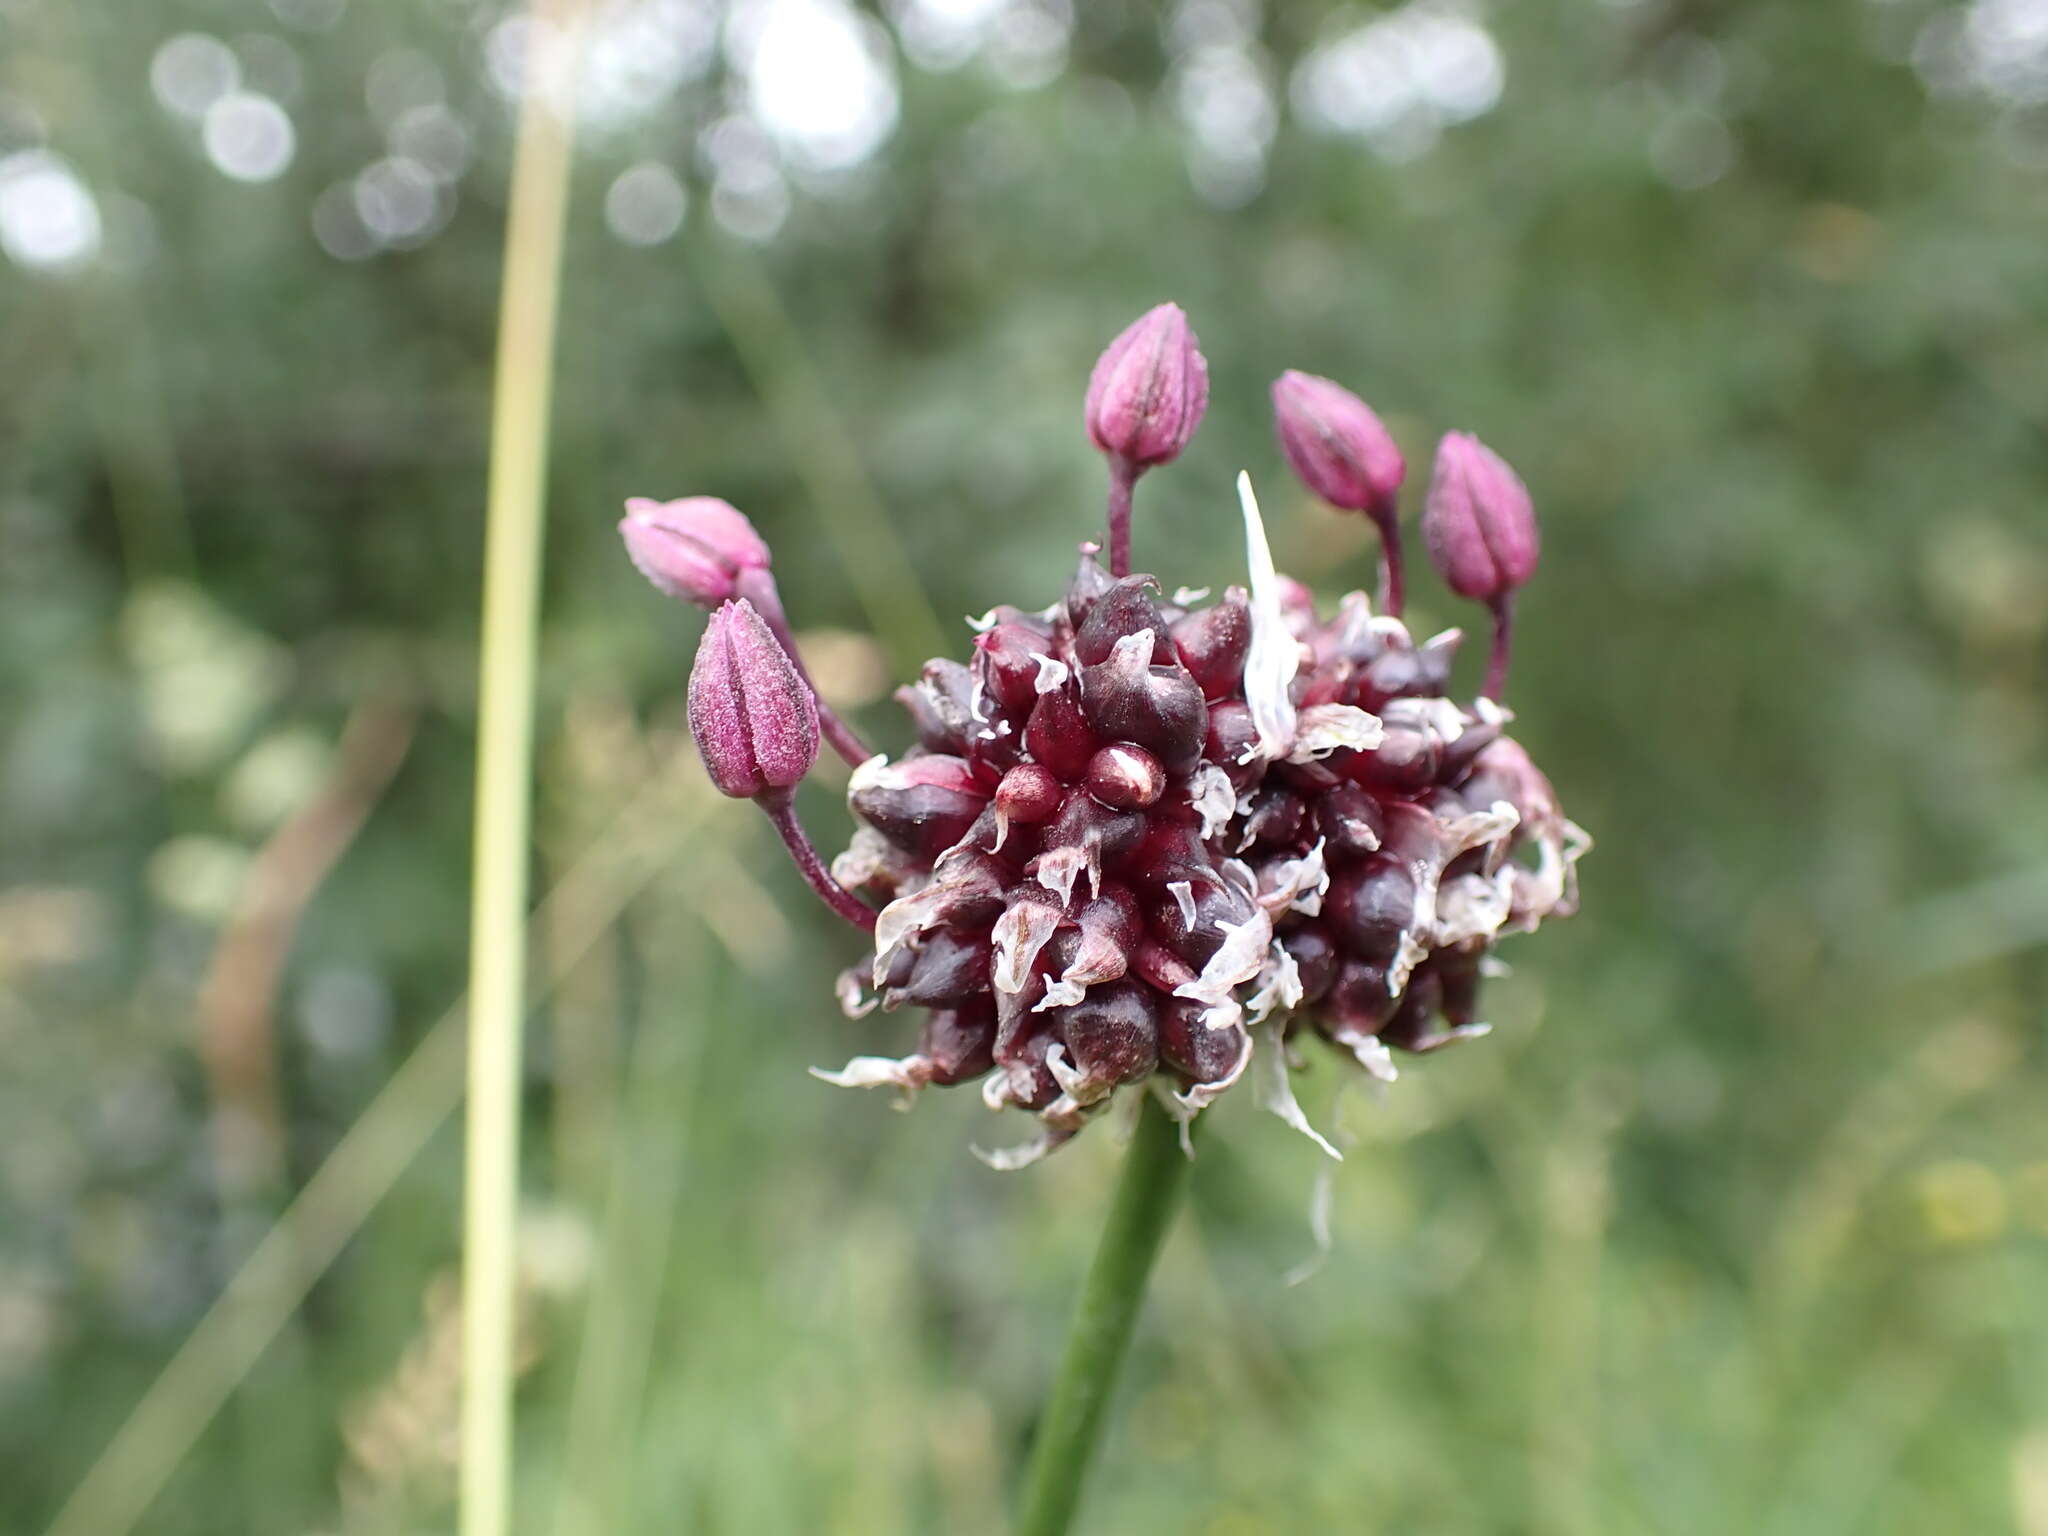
(830, 545, 1585, 1149)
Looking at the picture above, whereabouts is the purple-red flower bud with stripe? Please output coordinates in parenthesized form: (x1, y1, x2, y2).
(1084, 303, 1210, 469)
(620, 496, 772, 608)
(1271, 371, 1405, 520)
(1422, 433, 1539, 602)
(687, 598, 819, 800)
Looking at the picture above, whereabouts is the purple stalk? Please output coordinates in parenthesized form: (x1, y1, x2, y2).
(1375, 509, 1406, 619)
(762, 790, 878, 932)
(1106, 457, 1137, 580)
(1483, 594, 1514, 702)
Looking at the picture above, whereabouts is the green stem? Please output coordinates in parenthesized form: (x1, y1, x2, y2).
(1016, 1092, 1196, 1536)
(460, 7, 586, 1536)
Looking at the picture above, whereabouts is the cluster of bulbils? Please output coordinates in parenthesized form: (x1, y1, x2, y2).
(622, 304, 1588, 1167)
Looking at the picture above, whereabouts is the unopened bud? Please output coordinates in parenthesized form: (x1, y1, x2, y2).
(1084, 303, 1209, 469)
(687, 599, 819, 800)
(620, 496, 771, 607)
(1422, 432, 1538, 602)
(1271, 371, 1405, 519)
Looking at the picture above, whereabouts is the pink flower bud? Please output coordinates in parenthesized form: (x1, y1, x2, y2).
(1084, 303, 1210, 468)
(1421, 433, 1539, 602)
(686, 599, 818, 800)
(619, 496, 772, 607)
(1271, 371, 1405, 518)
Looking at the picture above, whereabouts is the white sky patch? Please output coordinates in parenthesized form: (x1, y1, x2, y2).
(729, 0, 901, 172)
(0, 151, 101, 273)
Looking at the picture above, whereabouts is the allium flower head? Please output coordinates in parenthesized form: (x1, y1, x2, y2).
(635, 305, 1588, 1168)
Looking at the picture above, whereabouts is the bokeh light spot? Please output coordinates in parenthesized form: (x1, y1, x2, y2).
(605, 161, 689, 245)
(202, 92, 296, 182)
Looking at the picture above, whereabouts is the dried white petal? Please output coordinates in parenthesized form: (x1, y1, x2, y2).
(1259, 839, 1329, 917)
(1283, 1163, 1338, 1287)
(1245, 942, 1303, 1024)
(831, 825, 897, 890)
(971, 1130, 1069, 1172)
(1219, 858, 1260, 903)
(1034, 977, 1087, 1012)
(1188, 764, 1236, 842)
(1035, 844, 1093, 908)
(1173, 909, 1273, 1020)
(1237, 472, 1299, 761)
(847, 752, 895, 795)
(1287, 704, 1385, 762)
(1171, 585, 1212, 605)
(1433, 869, 1515, 947)
(1250, 1022, 1341, 1160)
(809, 1055, 931, 1105)
(966, 608, 1001, 633)
(1337, 1028, 1399, 1082)
(1167, 879, 1198, 930)
(1387, 929, 1430, 999)
(872, 882, 953, 980)
(1044, 1041, 1086, 1097)
(992, 900, 1062, 994)
(1031, 653, 1070, 694)
(835, 968, 878, 1019)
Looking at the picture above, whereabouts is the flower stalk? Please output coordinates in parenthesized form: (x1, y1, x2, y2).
(763, 791, 877, 932)
(1015, 1092, 1196, 1536)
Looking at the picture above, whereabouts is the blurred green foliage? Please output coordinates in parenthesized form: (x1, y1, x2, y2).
(3, 0, 2047, 1532)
